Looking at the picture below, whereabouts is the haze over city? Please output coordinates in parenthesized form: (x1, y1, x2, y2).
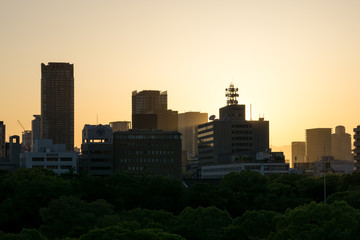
(1, 0, 360, 151)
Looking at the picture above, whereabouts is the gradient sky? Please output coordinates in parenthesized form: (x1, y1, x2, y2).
(1, 0, 360, 153)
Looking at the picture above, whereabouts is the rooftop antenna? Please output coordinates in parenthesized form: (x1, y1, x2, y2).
(96, 114, 98, 125)
(225, 83, 239, 105)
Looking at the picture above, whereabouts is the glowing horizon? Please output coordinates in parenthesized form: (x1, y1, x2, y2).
(1, 0, 360, 157)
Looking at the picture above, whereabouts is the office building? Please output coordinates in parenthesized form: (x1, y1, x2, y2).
(113, 130, 182, 180)
(292, 141, 305, 168)
(21, 130, 32, 152)
(178, 112, 208, 159)
(20, 139, 76, 174)
(306, 128, 332, 163)
(32, 115, 41, 151)
(0, 122, 5, 158)
(354, 126, 360, 171)
(110, 121, 131, 132)
(80, 124, 113, 176)
(41, 62, 74, 151)
(197, 84, 269, 164)
(331, 125, 352, 161)
(132, 90, 178, 131)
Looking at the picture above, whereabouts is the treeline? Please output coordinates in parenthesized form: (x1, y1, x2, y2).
(1, 169, 360, 239)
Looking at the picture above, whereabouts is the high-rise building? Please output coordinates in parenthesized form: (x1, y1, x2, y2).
(197, 84, 269, 164)
(132, 90, 178, 131)
(178, 112, 208, 159)
(305, 128, 332, 163)
(0, 122, 5, 158)
(32, 115, 41, 151)
(291, 141, 305, 168)
(354, 126, 360, 171)
(40, 63, 74, 151)
(331, 126, 352, 161)
(132, 90, 167, 114)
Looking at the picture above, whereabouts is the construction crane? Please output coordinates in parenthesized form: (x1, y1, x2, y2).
(17, 120, 26, 133)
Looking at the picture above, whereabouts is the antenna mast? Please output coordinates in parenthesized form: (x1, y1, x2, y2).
(225, 83, 239, 105)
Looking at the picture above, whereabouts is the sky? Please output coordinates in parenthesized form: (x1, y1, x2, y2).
(1, 0, 360, 153)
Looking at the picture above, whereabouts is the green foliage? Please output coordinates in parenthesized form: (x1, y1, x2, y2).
(0, 229, 47, 240)
(171, 206, 232, 240)
(269, 201, 360, 240)
(77, 226, 185, 240)
(120, 208, 175, 231)
(40, 196, 114, 239)
(0, 168, 72, 232)
(223, 210, 279, 240)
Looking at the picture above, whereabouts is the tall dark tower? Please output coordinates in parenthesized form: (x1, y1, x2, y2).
(41, 62, 74, 151)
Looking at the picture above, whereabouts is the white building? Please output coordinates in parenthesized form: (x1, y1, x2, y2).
(200, 161, 289, 178)
(20, 139, 77, 174)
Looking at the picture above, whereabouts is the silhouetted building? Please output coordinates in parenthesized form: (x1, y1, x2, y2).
(0, 135, 21, 171)
(354, 126, 360, 171)
(132, 90, 178, 131)
(21, 130, 32, 152)
(132, 114, 157, 130)
(41, 62, 74, 151)
(178, 112, 208, 159)
(197, 84, 269, 165)
(20, 139, 77, 174)
(80, 124, 113, 176)
(292, 141, 306, 168)
(0, 122, 5, 158)
(331, 126, 352, 161)
(32, 115, 41, 151)
(306, 128, 332, 163)
(113, 130, 182, 180)
(110, 121, 131, 132)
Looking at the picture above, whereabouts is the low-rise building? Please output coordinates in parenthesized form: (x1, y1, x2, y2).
(80, 124, 113, 176)
(113, 129, 182, 180)
(20, 139, 76, 174)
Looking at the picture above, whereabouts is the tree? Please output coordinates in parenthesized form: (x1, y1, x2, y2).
(171, 206, 232, 240)
(269, 201, 360, 240)
(40, 196, 114, 239)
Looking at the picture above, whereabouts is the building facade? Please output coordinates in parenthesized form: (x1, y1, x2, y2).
(292, 141, 306, 168)
(41, 62, 74, 151)
(32, 115, 41, 151)
(113, 130, 182, 180)
(132, 90, 178, 131)
(20, 139, 76, 174)
(306, 128, 332, 163)
(331, 125, 352, 161)
(0, 122, 5, 158)
(80, 124, 113, 176)
(178, 112, 208, 159)
(354, 126, 360, 171)
(110, 121, 131, 132)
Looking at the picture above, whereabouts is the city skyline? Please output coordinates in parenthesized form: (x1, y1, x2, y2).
(1, 0, 360, 150)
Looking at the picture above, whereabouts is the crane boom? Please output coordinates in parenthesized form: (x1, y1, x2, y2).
(17, 120, 26, 132)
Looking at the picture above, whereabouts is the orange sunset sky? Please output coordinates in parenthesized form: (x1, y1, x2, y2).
(1, 0, 360, 157)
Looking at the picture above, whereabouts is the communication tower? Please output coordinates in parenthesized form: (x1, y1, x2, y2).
(225, 83, 239, 105)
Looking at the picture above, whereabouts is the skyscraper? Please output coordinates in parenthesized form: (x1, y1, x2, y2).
(40, 62, 74, 151)
(132, 90, 178, 131)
